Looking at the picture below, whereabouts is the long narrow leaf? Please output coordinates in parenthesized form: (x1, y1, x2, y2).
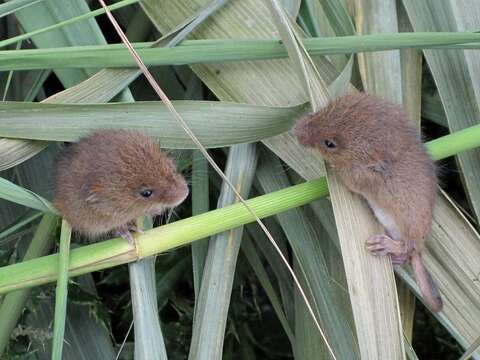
(0, 213, 57, 357)
(0, 101, 306, 147)
(189, 143, 257, 359)
(51, 220, 71, 360)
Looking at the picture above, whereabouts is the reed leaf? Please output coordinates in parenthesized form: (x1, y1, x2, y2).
(0, 0, 138, 49)
(0, 101, 306, 147)
(0, 213, 57, 357)
(403, 0, 480, 221)
(128, 217, 167, 360)
(51, 220, 71, 360)
(189, 143, 257, 359)
(191, 151, 209, 298)
(256, 150, 357, 359)
(0, 0, 46, 18)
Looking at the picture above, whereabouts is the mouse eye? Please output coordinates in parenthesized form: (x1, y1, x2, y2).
(324, 140, 337, 149)
(140, 189, 154, 198)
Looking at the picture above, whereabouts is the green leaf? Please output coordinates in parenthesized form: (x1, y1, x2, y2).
(0, 0, 138, 49)
(0, 213, 57, 357)
(189, 144, 258, 359)
(191, 151, 209, 298)
(256, 151, 357, 359)
(0, 0, 46, 18)
(0, 101, 307, 148)
(129, 218, 168, 360)
(403, 0, 480, 221)
(51, 220, 71, 360)
(0, 177, 55, 213)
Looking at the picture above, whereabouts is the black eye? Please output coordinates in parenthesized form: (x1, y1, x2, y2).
(140, 189, 153, 198)
(324, 140, 336, 149)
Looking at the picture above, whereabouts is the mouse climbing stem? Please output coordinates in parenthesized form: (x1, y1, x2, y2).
(0, 123, 479, 294)
(0, 178, 328, 294)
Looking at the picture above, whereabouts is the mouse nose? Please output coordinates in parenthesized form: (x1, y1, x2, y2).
(165, 179, 189, 207)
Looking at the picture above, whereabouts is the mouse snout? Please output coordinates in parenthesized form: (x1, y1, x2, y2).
(292, 118, 316, 147)
(164, 178, 189, 207)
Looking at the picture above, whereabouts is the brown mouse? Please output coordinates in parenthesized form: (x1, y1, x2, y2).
(53, 130, 189, 243)
(293, 92, 443, 312)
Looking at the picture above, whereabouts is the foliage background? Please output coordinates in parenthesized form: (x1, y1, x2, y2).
(0, 0, 479, 359)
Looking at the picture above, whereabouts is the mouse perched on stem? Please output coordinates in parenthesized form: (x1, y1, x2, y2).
(293, 93, 443, 312)
(53, 130, 189, 243)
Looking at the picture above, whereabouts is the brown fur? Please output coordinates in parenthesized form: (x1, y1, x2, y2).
(53, 130, 188, 239)
(293, 93, 442, 312)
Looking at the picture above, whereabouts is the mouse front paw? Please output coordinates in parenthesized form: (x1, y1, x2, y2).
(113, 225, 135, 244)
(125, 220, 144, 234)
(365, 234, 408, 265)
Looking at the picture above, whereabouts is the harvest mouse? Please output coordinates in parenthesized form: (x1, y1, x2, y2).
(293, 93, 443, 312)
(53, 130, 189, 243)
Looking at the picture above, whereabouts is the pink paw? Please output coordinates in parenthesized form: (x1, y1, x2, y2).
(365, 235, 392, 257)
(365, 234, 408, 265)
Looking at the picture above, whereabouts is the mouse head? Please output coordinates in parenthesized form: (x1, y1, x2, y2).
(293, 93, 403, 169)
(120, 136, 189, 216)
(85, 131, 189, 217)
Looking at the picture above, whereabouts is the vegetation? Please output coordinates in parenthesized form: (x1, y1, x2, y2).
(0, 0, 480, 359)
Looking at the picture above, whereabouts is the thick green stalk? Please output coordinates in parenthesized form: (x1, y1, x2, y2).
(2, 32, 480, 71)
(0, 178, 328, 294)
(427, 123, 480, 160)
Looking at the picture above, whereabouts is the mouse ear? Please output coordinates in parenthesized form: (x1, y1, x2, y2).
(366, 159, 390, 174)
(80, 179, 101, 204)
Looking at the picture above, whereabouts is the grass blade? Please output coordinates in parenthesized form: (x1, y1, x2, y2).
(403, 0, 480, 221)
(191, 151, 209, 298)
(0, 213, 57, 357)
(256, 151, 358, 359)
(0, 100, 306, 148)
(241, 234, 294, 344)
(396, 190, 480, 357)
(0, 0, 138, 49)
(128, 217, 167, 360)
(51, 0, 226, 105)
(0, 177, 55, 213)
(3, 0, 127, 172)
(188, 143, 257, 359)
(51, 220, 71, 360)
(0, 0, 46, 18)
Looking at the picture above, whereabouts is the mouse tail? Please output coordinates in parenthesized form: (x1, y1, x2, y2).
(410, 252, 443, 312)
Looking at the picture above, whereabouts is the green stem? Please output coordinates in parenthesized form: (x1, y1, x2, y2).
(0, 178, 328, 294)
(427, 123, 480, 161)
(2, 32, 480, 71)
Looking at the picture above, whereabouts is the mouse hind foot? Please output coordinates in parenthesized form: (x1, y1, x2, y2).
(365, 234, 409, 265)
